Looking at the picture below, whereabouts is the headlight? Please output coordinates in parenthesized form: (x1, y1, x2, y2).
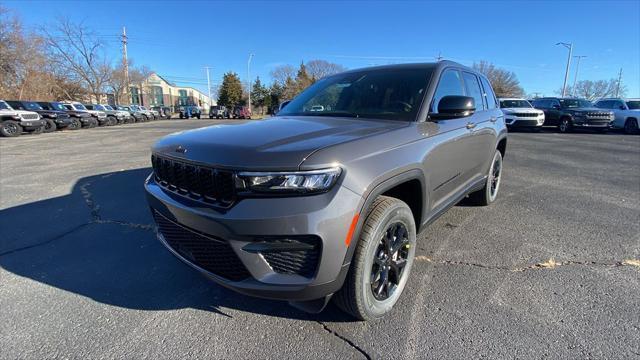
(237, 167, 342, 194)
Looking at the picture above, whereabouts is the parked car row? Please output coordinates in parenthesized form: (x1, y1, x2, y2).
(206, 105, 253, 119)
(498, 97, 639, 134)
(0, 99, 171, 137)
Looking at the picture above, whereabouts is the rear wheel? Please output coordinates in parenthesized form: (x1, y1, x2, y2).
(0, 120, 22, 137)
(468, 149, 503, 206)
(107, 116, 117, 126)
(558, 118, 572, 133)
(333, 196, 416, 321)
(43, 119, 57, 133)
(624, 118, 639, 134)
(85, 118, 98, 128)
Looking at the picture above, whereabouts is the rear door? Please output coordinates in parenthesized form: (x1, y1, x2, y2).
(461, 72, 498, 181)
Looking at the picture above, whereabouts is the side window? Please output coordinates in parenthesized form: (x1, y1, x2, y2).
(479, 76, 497, 109)
(613, 101, 625, 110)
(550, 99, 561, 108)
(7, 101, 25, 110)
(432, 69, 464, 112)
(462, 72, 485, 111)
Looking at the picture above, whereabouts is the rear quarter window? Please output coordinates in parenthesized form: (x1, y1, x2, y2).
(462, 72, 485, 111)
(479, 76, 497, 109)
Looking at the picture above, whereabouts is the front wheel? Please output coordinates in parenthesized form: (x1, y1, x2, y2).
(624, 119, 639, 134)
(0, 120, 22, 137)
(468, 149, 503, 206)
(43, 119, 57, 133)
(67, 118, 82, 130)
(333, 196, 416, 321)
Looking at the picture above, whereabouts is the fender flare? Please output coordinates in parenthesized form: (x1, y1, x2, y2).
(341, 168, 427, 267)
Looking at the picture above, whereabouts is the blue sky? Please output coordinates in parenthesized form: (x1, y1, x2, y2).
(6, 0, 640, 97)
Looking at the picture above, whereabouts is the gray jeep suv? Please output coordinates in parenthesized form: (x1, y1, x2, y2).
(145, 61, 507, 320)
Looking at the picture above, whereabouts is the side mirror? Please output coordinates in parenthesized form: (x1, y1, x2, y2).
(430, 96, 475, 120)
(619, 105, 626, 110)
(552, 104, 561, 109)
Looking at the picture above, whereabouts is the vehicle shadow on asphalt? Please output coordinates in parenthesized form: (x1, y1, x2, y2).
(0, 168, 352, 322)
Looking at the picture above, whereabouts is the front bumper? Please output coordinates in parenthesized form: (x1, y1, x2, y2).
(505, 116, 544, 128)
(571, 118, 612, 128)
(145, 173, 361, 301)
(53, 117, 73, 128)
(78, 116, 93, 124)
(20, 119, 45, 130)
(96, 116, 109, 124)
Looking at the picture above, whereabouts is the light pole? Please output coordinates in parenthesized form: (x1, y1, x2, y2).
(247, 53, 254, 115)
(556, 42, 573, 97)
(571, 56, 586, 97)
(205, 66, 212, 109)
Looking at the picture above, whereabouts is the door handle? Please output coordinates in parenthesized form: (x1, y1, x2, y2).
(466, 122, 476, 129)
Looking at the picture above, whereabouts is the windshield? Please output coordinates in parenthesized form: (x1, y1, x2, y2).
(0, 101, 10, 110)
(278, 68, 432, 121)
(73, 103, 87, 110)
(104, 105, 114, 110)
(626, 101, 640, 110)
(51, 102, 67, 111)
(24, 101, 43, 110)
(560, 99, 592, 108)
(93, 104, 106, 111)
(500, 100, 532, 108)
(139, 106, 147, 110)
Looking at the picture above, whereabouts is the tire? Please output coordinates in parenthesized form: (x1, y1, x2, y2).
(30, 125, 44, 134)
(558, 118, 572, 133)
(209, 115, 213, 119)
(624, 118, 639, 134)
(196, 114, 201, 119)
(68, 118, 82, 130)
(179, 115, 184, 119)
(333, 196, 417, 321)
(142, 114, 149, 122)
(468, 149, 503, 206)
(43, 119, 57, 133)
(84, 118, 98, 128)
(0, 120, 22, 137)
(107, 116, 117, 126)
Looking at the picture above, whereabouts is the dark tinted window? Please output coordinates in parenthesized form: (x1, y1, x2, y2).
(280, 68, 432, 121)
(6, 101, 24, 110)
(432, 69, 464, 113)
(462, 72, 485, 111)
(38, 102, 52, 110)
(626, 101, 640, 110)
(595, 100, 613, 109)
(480, 76, 497, 109)
(23, 101, 43, 110)
(559, 99, 591, 108)
(500, 100, 532, 108)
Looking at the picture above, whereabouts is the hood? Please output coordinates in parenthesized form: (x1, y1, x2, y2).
(66, 110, 92, 117)
(566, 107, 609, 113)
(33, 109, 69, 117)
(153, 116, 408, 170)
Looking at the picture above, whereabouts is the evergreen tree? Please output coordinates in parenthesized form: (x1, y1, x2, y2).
(217, 72, 243, 108)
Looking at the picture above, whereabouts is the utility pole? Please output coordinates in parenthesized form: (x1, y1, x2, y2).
(615, 68, 623, 97)
(122, 27, 130, 105)
(247, 53, 254, 115)
(556, 42, 573, 97)
(571, 55, 587, 97)
(205, 66, 212, 109)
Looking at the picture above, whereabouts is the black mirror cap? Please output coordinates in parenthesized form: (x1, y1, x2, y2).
(430, 96, 476, 120)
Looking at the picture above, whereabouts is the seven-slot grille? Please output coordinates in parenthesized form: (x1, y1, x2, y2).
(151, 154, 235, 206)
(512, 112, 539, 118)
(153, 211, 251, 281)
(20, 113, 39, 120)
(586, 112, 612, 119)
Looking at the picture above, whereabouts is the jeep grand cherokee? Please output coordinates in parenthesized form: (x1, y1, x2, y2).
(145, 62, 507, 320)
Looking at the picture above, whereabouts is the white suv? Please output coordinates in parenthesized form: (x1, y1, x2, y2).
(0, 100, 44, 137)
(499, 98, 545, 131)
(593, 98, 639, 134)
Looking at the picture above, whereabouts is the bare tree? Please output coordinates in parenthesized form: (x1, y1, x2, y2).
(473, 61, 525, 98)
(41, 18, 112, 102)
(306, 60, 346, 80)
(270, 65, 296, 87)
(560, 79, 626, 101)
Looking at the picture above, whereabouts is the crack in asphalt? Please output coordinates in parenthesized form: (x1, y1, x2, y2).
(316, 321, 371, 360)
(415, 256, 640, 271)
(0, 181, 155, 257)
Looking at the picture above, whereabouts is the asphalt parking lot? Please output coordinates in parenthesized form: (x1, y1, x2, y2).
(1, 120, 639, 359)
